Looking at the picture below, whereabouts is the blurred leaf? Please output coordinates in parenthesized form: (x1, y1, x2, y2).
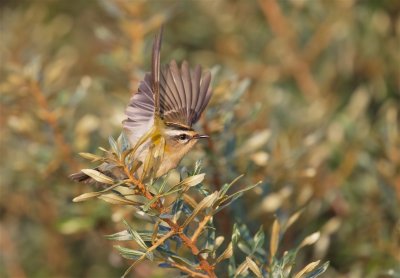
(299, 232, 320, 249)
(283, 209, 304, 233)
(270, 219, 280, 259)
(78, 152, 103, 162)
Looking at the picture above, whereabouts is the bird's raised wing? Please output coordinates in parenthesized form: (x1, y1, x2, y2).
(159, 60, 212, 129)
(123, 28, 212, 143)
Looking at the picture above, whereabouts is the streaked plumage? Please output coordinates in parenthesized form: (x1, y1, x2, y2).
(70, 27, 212, 184)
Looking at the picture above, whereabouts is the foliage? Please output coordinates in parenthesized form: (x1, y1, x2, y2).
(72, 132, 326, 277)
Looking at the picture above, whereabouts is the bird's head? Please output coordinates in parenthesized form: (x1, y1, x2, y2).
(163, 123, 208, 156)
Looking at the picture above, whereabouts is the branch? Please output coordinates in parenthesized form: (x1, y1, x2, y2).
(258, 0, 320, 101)
(30, 80, 76, 172)
(170, 263, 210, 278)
(191, 214, 212, 244)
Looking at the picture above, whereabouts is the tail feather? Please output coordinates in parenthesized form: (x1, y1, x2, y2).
(69, 170, 95, 184)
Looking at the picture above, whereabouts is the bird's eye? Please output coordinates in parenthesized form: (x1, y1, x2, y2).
(178, 134, 188, 141)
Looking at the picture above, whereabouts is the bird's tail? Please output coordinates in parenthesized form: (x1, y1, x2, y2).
(69, 169, 96, 184)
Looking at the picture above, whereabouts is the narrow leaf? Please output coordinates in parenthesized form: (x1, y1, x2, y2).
(294, 260, 321, 278)
(105, 230, 133, 241)
(299, 232, 320, 249)
(114, 245, 145, 258)
(81, 169, 114, 184)
(270, 219, 280, 259)
(304, 261, 329, 278)
(170, 255, 198, 267)
(78, 152, 102, 162)
(284, 209, 304, 232)
(182, 192, 218, 227)
(216, 242, 233, 263)
(73, 191, 102, 202)
(123, 219, 148, 250)
(98, 193, 141, 206)
(234, 260, 249, 277)
(108, 136, 119, 155)
(246, 257, 262, 278)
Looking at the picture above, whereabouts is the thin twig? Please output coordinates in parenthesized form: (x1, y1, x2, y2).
(170, 263, 210, 278)
(191, 214, 212, 244)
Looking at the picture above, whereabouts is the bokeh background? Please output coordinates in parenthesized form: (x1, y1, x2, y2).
(1, 0, 399, 277)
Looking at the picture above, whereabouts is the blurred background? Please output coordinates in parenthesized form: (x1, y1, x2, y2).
(1, 0, 399, 277)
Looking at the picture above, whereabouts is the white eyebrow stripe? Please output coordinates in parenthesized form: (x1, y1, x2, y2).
(164, 130, 192, 137)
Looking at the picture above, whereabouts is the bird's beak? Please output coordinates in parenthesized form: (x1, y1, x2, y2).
(194, 134, 209, 139)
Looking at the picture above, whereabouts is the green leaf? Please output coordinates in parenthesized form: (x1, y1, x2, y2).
(170, 255, 198, 268)
(81, 169, 114, 184)
(123, 219, 148, 250)
(114, 245, 145, 259)
(238, 241, 252, 255)
(216, 181, 261, 208)
(182, 192, 218, 227)
(232, 223, 240, 245)
(252, 226, 265, 253)
(105, 230, 133, 241)
(219, 175, 244, 197)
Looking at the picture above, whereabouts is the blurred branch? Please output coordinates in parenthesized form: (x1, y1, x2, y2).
(0, 226, 27, 278)
(258, 0, 320, 100)
(30, 80, 76, 173)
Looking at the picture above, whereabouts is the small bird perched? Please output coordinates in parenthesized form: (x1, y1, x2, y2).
(70, 27, 212, 184)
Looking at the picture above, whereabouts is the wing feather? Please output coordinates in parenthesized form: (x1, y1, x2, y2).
(160, 62, 212, 127)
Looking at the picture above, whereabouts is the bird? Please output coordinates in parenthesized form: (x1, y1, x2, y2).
(70, 27, 212, 184)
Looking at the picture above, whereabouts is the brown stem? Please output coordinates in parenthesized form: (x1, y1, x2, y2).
(170, 263, 210, 278)
(191, 214, 212, 244)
